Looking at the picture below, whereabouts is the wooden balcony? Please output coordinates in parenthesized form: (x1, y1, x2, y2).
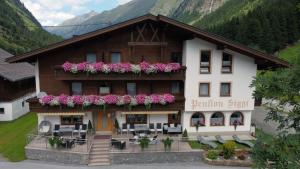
(27, 97, 185, 113)
(54, 66, 186, 81)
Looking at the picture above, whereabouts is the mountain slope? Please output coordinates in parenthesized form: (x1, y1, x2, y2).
(278, 41, 300, 63)
(47, 0, 227, 38)
(0, 0, 62, 55)
(196, 0, 300, 53)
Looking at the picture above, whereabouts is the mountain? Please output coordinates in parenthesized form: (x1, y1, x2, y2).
(196, 0, 300, 53)
(45, 11, 98, 37)
(278, 40, 300, 63)
(47, 0, 227, 38)
(0, 0, 62, 55)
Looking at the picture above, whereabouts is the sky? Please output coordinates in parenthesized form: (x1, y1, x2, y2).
(20, 0, 133, 26)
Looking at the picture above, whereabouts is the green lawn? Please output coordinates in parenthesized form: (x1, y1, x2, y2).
(0, 113, 37, 162)
(188, 140, 254, 150)
(278, 40, 300, 63)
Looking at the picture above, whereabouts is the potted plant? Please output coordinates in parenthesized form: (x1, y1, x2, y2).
(139, 137, 150, 151)
(162, 137, 173, 151)
(88, 120, 93, 133)
(114, 119, 120, 134)
(48, 137, 56, 148)
(182, 128, 188, 142)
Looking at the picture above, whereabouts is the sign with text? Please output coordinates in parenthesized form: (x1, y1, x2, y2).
(190, 99, 254, 111)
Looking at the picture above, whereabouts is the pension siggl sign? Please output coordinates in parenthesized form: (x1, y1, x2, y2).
(191, 99, 251, 110)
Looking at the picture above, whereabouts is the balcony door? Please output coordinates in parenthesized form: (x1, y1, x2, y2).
(96, 112, 113, 131)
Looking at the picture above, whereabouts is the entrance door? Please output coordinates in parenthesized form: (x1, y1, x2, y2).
(97, 112, 113, 131)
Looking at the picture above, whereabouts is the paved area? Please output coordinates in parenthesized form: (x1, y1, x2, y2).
(252, 107, 295, 135)
(0, 160, 250, 169)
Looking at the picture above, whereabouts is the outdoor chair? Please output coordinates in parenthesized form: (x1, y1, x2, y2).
(38, 121, 51, 135)
(149, 135, 158, 144)
(149, 123, 155, 133)
(156, 123, 162, 134)
(80, 124, 87, 134)
(197, 136, 218, 149)
(129, 132, 139, 144)
(233, 135, 254, 148)
(77, 134, 86, 145)
(215, 135, 226, 144)
(129, 123, 135, 133)
(72, 123, 80, 137)
(122, 123, 128, 134)
(111, 139, 126, 150)
(53, 124, 60, 136)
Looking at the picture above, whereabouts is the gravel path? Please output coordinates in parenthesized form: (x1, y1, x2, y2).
(0, 160, 250, 169)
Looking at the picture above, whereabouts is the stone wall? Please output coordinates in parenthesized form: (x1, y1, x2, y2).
(111, 152, 202, 164)
(25, 148, 89, 165)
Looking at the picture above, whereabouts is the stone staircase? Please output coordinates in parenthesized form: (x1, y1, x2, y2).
(88, 135, 111, 166)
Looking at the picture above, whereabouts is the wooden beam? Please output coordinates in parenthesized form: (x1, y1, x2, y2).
(128, 42, 168, 46)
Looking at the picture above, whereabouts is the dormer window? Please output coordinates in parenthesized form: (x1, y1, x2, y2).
(200, 50, 211, 74)
(222, 52, 232, 73)
(86, 53, 97, 63)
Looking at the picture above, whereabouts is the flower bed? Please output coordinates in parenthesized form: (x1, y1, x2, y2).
(39, 94, 175, 108)
(62, 61, 181, 74)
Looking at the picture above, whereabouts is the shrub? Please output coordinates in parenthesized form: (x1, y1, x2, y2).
(48, 137, 55, 147)
(182, 128, 188, 141)
(236, 149, 248, 160)
(139, 137, 150, 151)
(207, 150, 218, 160)
(162, 137, 173, 151)
(222, 141, 236, 159)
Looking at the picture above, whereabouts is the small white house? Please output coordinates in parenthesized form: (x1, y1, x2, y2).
(0, 48, 35, 121)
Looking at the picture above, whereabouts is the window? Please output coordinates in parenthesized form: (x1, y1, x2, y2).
(22, 101, 25, 107)
(86, 53, 97, 63)
(199, 83, 210, 97)
(171, 81, 180, 94)
(127, 83, 136, 96)
(71, 82, 82, 95)
(222, 52, 232, 73)
(126, 114, 147, 124)
(171, 52, 182, 65)
(220, 83, 231, 97)
(210, 112, 224, 126)
(61, 116, 83, 125)
(0, 108, 4, 114)
(111, 52, 121, 63)
(99, 86, 110, 95)
(200, 50, 211, 73)
(191, 112, 205, 126)
(230, 111, 244, 125)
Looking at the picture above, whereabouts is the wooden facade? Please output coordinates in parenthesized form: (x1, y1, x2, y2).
(0, 77, 35, 101)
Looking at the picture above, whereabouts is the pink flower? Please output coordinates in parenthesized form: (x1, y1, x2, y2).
(76, 62, 87, 71)
(123, 95, 132, 104)
(72, 95, 83, 105)
(120, 63, 132, 72)
(62, 62, 72, 71)
(168, 63, 181, 71)
(104, 95, 118, 104)
(154, 63, 166, 72)
(93, 62, 104, 71)
(108, 64, 119, 72)
(58, 94, 68, 105)
(40, 95, 54, 105)
(150, 94, 160, 104)
(139, 61, 150, 72)
(136, 94, 147, 104)
(163, 94, 175, 103)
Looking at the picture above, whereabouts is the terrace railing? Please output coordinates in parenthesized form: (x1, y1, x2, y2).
(26, 133, 93, 154)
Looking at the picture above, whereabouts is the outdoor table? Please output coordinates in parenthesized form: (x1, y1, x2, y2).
(59, 127, 74, 134)
(134, 125, 149, 134)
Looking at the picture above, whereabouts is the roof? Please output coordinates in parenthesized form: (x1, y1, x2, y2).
(0, 48, 13, 63)
(6, 14, 289, 68)
(0, 62, 34, 82)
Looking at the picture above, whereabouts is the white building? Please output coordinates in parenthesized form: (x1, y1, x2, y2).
(0, 48, 35, 121)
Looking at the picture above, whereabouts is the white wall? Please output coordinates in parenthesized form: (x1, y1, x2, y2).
(0, 93, 35, 121)
(35, 60, 40, 94)
(38, 113, 93, 129)
(182, 111, 252, 133)
(182, 38, 257, 133)
(115, 112, 168, 126)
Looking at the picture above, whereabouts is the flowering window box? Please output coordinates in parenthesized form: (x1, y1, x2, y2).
(54, 62, 185, 81)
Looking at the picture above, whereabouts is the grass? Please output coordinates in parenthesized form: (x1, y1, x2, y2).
(278, 40, 300, 63)
(0, 113, 37, 162)
(188, 140, 255, 150)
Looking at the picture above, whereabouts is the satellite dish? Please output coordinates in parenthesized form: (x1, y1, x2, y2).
(37, 92, 47, 99)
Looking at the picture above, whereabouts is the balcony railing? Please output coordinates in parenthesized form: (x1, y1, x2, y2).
(54, 66, 186, 81)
